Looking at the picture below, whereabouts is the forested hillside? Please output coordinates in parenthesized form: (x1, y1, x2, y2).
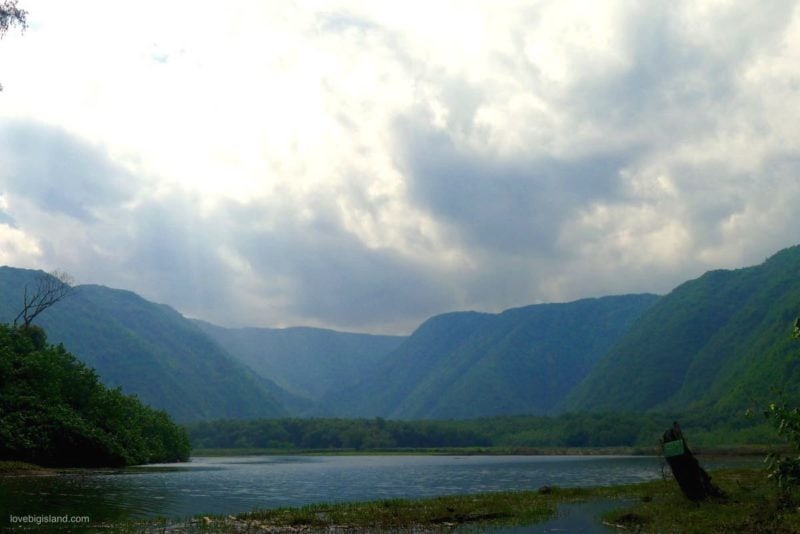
(563, 245, 800, 413)
(195, 321, 404, 401)
(0, 268, 291, 422)
(5, 243, 799, 427)
(325, 294, 659, 419)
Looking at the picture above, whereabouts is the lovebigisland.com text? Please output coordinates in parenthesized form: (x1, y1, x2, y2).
(9, 514, 91, 527)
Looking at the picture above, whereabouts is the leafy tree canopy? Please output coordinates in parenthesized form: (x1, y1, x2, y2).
(0, 323, 190, 467)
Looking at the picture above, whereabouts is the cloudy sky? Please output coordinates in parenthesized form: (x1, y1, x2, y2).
(0, 0, 799, 334)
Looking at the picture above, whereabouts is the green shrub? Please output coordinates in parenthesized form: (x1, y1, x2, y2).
(763, 319, 800, 494)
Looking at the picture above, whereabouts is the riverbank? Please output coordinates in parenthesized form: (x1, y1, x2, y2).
(0, 461, 55, 476)
(102, 467, 798, 533)
(602, 467, 800, 532)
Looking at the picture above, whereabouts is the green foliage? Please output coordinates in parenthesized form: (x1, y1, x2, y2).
(0, 267, 290, 422)
(764, 322, 800, 493)
(186, 410, 776, 451)
(187, 417, 491, 450)
(0, 323, 190, 466)
(764, 402, 800, 491)
(565, 245, 800, 414)
(325, 294, 659, 419)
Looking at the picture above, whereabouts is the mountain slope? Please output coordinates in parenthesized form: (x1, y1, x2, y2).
(0, 267, 289, 422)
(325, 311, 494, 418)
(563, 245, 800, 413)
(194, 321, 404, 402)
(325, 294, 660, 419)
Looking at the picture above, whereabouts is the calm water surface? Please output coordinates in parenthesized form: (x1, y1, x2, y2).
(0, 454, 750, 525)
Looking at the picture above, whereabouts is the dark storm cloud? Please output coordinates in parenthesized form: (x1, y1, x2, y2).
(223, 198, 457, 330)
(0, 121, 137, 221)
(565, 1, 795, 134)
(116, 196, 237, 314)
(107, 192, 462, 331)
(394, 115, 631, 257)
(3, 2, 800, 334)
(0, 122, 229, 318)
(0, 120, 457, 332)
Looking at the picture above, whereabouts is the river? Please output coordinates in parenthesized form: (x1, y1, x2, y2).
(0, 454, 751, 529)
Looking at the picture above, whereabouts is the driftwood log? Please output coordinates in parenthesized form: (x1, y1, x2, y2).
(662, 421, 724, 501)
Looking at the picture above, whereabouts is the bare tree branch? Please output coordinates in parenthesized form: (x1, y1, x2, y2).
(0, 0, 27, 37)
(14, 270, 74, 328)
(0, 0, 27, 92)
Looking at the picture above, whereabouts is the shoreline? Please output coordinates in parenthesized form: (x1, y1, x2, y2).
(0, 460, 57, 477)
(99, 467, 796, 532)
(3, 462, 795, 531)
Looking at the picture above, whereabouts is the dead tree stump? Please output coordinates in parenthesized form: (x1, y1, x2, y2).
(661, 421, 724, 501)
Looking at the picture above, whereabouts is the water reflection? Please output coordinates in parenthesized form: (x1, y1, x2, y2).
(485, 499, 632, 533)
(0, 472, 175, 522)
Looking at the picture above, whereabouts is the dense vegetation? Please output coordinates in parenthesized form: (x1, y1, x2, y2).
(564, 245, 800, 414)
(187, 410, 779, 451)
(0, 268, 662, 422)
(0, 323, 190, 466)
(0, 267, 293, 422)
(188, 417, 490, 450)
(763, 320, 800, 492)
(324, 294, 659, 419)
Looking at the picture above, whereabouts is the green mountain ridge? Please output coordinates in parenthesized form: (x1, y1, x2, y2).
(0, 267, 291, 422)
(563, 245, 800, 413)
(324, 311, 494, 418)
(4, 242, 799, 425)
(325, 295, 660, 419)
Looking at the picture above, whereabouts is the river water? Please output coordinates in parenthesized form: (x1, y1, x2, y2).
(0, 454, 750, 528)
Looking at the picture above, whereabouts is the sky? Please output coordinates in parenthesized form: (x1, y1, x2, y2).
(0, 0, 799, 334)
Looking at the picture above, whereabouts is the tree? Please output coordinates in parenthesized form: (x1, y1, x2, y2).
(0, 0, 27, 92)
(0, 323, 191, 466)
(14, 270, 74, 328)
(0, 0, 26, 36)
(763, 320, 800, 496)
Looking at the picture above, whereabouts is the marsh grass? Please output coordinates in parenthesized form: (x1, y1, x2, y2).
(238, 490, 563, 528)
(107, 489, 580, 532)
(602, 468, 800, 533)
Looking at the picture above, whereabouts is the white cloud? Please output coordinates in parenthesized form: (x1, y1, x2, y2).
(0, 223, 41, 266)
(1, 1, 799, 332)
